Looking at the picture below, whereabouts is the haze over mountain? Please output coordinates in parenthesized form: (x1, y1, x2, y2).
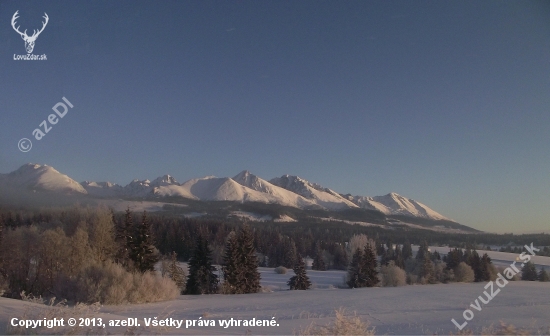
(1, 164, 450, 222)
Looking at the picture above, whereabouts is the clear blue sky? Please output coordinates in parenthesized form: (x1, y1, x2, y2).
(1, 1, 549, 233)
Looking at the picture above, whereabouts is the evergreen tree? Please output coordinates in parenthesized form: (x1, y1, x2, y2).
(445, 248, 463, 270)
(131, 211, 159, 273)
(221, 226, 261, 294)
(221, 231, 240, 294)
(347, 245, 379, 288)
(394, 245, 405, 269)
(283, 238, 297, 268)
(186, 234, 219, 294)
(416, 241, 430, 260)
(236, 225, 261, 293)
(167, 251, 186, 294)
(479, 253, 493, 282)
(332, 243, 348, 270)
(312, 243, 326, 271)
(521, 261, 538, 281)
(347, 248, 365, 288)
(467, 250, 483, 282)
(115, 207, 134, 270)
(538, 267, 550, 282)
(402, 241, 413, 260)
(381, 245, 395, 266)
(420, 255, 436, 284)
(270, 236, 297, 268)
(288, 256, 311, 290)
(376, 243, 386, 256)
(463, 248, 473, 263)
(362, 244, 379, 287)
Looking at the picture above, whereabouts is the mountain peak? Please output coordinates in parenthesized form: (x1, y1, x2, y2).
(369, 193, 449, 221)
(233, 170, 252, 181)
(13, 163, 53, 174)
(151, 174, 178, 187)
(3, 163, 86, 194)
(130, 179, 150, 184)
(20, 163, 43, 169)
(270, 174, 358, 209)
(233, 170, 266, 191)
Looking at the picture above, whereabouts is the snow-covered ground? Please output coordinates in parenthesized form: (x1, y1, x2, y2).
(229, 211, 273, 222)
(259, 268, 345, 291)
(1, 268, 549, 335)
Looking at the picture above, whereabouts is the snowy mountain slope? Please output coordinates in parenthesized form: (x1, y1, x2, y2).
(148, 174, 197, 199)
(84, 179, 153, 198)
(122, 179, 153, 198)
(151, 184, 197, 199)
(374, 192, 449, 220)
(343, 192, 449, 220)
(1, 163, 453, 222)
(232, 171, 320, 209)
(0, 164, 87, 194)
(179, 176, 248, 201)
(81, 181, 123, 197)
(83, 174, 196, 199)
(269, 175, 358, 210)
(150, 174, 178, 187)
(151, 171, 347, 209)
(178, 176, 299, 204)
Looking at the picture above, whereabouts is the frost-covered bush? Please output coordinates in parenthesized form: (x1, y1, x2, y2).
(0, 206, 179, 305)
(496, 266, 520, 281)
(434, 260, 454, 283)
(454, 262, 475, 283)
(380, 261, 407, 287)
(406, 273, 418, 285)
(297, 308, 375, 335)
(55, 262, 179, 304)
(441, 268, 455, 283)
(346, 234, 377, 259)
(274, 266, 288, 274)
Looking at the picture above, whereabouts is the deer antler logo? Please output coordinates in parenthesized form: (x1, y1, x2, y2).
(11, 10, 49, 54)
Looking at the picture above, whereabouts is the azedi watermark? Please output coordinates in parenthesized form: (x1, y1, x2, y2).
(11, 10, 48, 60)
(451, 243, 540, 330)
(18, 97, 74, 153)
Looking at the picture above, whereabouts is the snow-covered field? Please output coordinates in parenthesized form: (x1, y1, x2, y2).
(1, 267, 549, 335)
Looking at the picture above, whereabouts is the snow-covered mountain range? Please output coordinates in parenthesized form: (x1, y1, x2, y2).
(0, 164, 87, 194)
(0, 164, 451, 221)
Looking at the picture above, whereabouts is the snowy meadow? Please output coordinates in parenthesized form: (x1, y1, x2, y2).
(0, 268, 549, 335)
